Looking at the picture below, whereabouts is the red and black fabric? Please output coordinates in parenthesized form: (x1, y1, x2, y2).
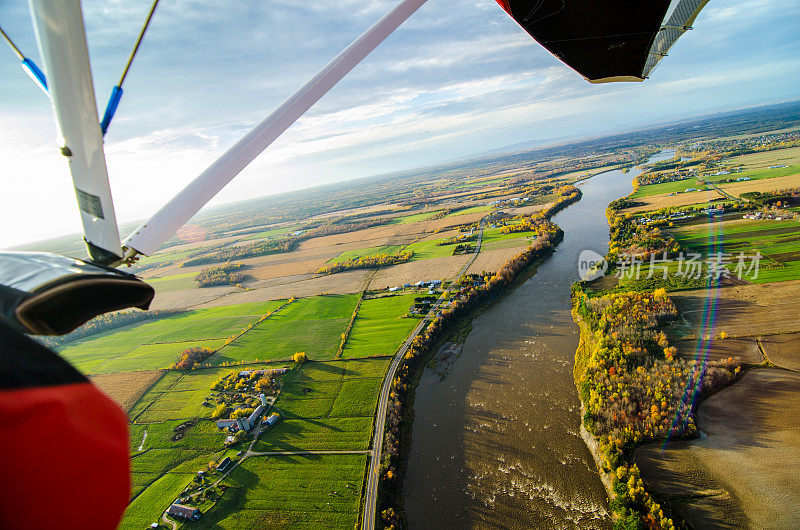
(0, 319, 129, 529)
(495, 0, 672, 82)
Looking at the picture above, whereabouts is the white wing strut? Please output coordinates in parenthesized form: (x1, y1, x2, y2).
(30, 0, 123, 262)
(123, 0, 428, 258)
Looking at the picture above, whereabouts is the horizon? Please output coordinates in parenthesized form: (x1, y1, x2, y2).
(2, 0, 799, 248)
(6, 97, 800, 251)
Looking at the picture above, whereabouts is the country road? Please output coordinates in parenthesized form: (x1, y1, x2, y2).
(361, 220, 485, 530)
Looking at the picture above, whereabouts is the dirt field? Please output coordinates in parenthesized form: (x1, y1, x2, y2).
(759, 332, 800, 371)
(669, 280, 800, 338)
(674, 337, 764, 365)
(504, 202, 551, 216)
(298, 223, 423, 250)
(624, 189, 726, 213)
(196, 269, 372, 307)
(370, 255, 470, 287)
(423, 212, 486, 232)
(90, 370, 164, 412)
(149, 283, 238, 310)
(634, 367, 800, 529)
(465, 247, 522, 275)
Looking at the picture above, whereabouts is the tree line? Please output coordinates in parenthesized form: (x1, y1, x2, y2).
(317, 250, 413, 275)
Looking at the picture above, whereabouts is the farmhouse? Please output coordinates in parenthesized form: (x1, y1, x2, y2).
(167, 504, 201, 521)
(262, 412, 280, 427)
(216, 394, 270, 432)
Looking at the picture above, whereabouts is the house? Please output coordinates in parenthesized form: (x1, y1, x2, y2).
(263, 413, 280, 427)
(216, 457, 231, 472)
(388, 287, 400, 292)
(167, 504, 201, 521)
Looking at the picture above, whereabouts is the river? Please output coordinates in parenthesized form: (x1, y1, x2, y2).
(403, 151, 675, 529)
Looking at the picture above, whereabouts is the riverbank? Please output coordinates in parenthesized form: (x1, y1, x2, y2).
(376, 189, 583, 528)
(401, 163, 668, 529)
(378, 225, 565, 528)
(386, 247, 556, 529)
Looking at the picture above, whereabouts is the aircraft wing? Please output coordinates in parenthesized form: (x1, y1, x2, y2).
(30, 0, 123, 262)
(495, 0, 709, 83)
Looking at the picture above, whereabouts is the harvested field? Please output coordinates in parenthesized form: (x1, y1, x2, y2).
(370, 254, 470, 287)
(90, 370, 165, 412)
(716, 173, 800, 196)
(298, 224, 420, 250)
(634, 368, 800, 530)
(149, 284, 238, 310)
(729, 145, 800, 165)
(197, 269, 372, 308)
(507, 202, 550, 216)
(669, 281, 800, 338)
(623, 189, 725, 213)
(465, 247, 522, 275)
(423, 212, 486, 232)
(674, 337, 763, 365)
(246, 257, 328, 280)
(759, 332, 800, 371)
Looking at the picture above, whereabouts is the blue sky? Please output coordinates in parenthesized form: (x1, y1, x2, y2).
(1, 0, 799, 247)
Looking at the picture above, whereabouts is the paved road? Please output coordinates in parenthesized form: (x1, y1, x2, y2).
(361, 220, 485, 530)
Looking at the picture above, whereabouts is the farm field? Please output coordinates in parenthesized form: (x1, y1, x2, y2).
(58, 300, 285, 373)
(145, 271, 197, 292)
(212, 294, 359, 364)
(392, 209, 441, 224)
(666, 218, 800, 283)
(253, 358, 388, 452)
(403, 237, 462, 260)
(630, 177, 701, 198)
(444, 204, 494, 217)
(122, 361, 293, 524)
(91, 370, 165, 412)
(669, 280, 800, 339)
(704, 163, 800, 184)
(327, 244, 403, 264)
(634, 368, 800, 530)
(342, 294, 420, 358)
(200, 454, 367, 529)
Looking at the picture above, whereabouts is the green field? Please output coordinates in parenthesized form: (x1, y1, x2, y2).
(146, 271, 198, 292)
(630, 177, 701, 198)
(704, 163, 800, 184)
(58, 301, 284, 374)
(197, 454, 367, 529)
(327, 244, 402, 264)
(443, 204, 494, 218)
(122, 472, 192, 529)
(342, 294, 420, 358)
(253, 358, 387, 452)
(454, 175, 512, 189)
(481, 225, 540, 251)
(214, 295, 359, 364)
(123, 361, 295, 526)
(392, 210, 441, 224)
(402, 238, 458, 260)
(666, 219, 800, 283)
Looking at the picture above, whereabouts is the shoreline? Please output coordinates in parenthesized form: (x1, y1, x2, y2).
(376, 190, 580, 528)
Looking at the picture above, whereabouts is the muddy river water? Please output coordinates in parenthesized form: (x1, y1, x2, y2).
(403, 152, 675, 529)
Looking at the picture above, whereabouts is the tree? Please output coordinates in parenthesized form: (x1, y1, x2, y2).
(293, 352, 308, 363)
(234, 430, 247, 443)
